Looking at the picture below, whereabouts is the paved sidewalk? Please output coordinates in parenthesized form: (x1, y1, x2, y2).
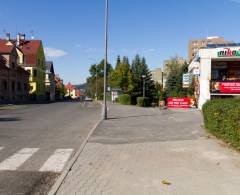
(56, 103, 240, 195)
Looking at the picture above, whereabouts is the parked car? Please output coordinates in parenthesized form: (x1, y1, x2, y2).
(85, 96, 93, 101)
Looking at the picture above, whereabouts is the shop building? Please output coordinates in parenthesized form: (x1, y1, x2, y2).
(188, 43, 240, 109)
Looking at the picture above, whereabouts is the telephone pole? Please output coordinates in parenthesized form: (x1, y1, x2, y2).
(103, 0, 108, 120)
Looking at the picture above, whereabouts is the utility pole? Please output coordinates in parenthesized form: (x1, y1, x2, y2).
(103, 0, 108, 120)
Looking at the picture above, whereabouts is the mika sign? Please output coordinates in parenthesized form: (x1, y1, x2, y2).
(217, 48, 240, 57)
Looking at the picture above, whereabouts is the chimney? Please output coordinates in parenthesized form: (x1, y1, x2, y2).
(5, 33, 10, 41)
(20, 34, 25, 41)
(16, 33, 20, 46)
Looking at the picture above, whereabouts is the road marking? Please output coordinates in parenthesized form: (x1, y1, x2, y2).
(0, 147, 4, 151)
(39, 149, 73, 172)
(0, 148, 39, 170)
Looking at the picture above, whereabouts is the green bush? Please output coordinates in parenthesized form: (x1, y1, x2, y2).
(119, 94, 131, 105)
(137, 97, 150, 107)
(202, 98, 240, 149)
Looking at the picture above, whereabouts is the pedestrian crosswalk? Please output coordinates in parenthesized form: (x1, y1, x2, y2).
(0, 146, 73, 172)
(39, 149, 73, 172)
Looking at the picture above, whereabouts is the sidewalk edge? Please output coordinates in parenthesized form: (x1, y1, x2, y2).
(47, 117, 102, 195)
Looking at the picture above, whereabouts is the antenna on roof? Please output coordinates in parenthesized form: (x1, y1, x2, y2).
(30, 30, 35, 40)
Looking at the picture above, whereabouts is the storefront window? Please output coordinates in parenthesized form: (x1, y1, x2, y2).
(211, 61, 240, 81)
(211, 60, 240, 93)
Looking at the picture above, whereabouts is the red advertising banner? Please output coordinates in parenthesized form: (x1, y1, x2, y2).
(220, 82, 240, 93)
(167, 98, 191, 108)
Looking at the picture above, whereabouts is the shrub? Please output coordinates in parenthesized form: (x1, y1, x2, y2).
(137, 97, 150, 107)
(119, 94, 131, 105)
(202, 98, 240, 149)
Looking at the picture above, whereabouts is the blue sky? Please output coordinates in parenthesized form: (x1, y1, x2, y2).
(1, 0, 240, 84)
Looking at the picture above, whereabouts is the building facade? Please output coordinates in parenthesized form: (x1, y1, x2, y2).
(1, 34, 46, 100)
(151, 68, 163, 84)
(162, 56, 186, 88)
(188, 37, 232, 61)
(45, 61, 55, 101)
(0, 41, 29, 103)
(65, 82, 80, 99)
(188, 44, 240, 109)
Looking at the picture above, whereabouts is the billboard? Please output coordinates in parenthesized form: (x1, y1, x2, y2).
(211, 82, 240, 93)
(167, 98, 191, 108)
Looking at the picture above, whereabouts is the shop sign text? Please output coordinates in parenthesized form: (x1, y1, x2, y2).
(218, 48, 240, 57)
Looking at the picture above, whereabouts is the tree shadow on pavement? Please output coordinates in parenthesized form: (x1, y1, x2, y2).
(0, 117, 21, 122)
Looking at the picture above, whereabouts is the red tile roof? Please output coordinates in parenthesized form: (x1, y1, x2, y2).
(65, 82, 75, 91)
(0, 39, 43, 65)
(0, 39, 15, 54)
(16, 39, 42, 65)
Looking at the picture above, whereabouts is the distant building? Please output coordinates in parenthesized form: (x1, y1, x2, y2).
(45, 61, 55, 101)
(162, 56, 186, 88)
(151, 68, 163, 84)
(188, 36, 232, 61)
(0, 41, 29, 103)
(65, 82, 79, 99)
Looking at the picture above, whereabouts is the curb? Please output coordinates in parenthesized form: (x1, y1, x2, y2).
(47, 116, 102, 195)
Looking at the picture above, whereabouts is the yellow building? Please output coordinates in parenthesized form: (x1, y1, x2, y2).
(15, 34, 46, 100)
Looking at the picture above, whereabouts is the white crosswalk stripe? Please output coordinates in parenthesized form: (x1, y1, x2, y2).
(0, 148, 39, 171)
(39, 149, 73, 172)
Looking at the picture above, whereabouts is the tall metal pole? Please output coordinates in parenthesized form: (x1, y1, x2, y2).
(103, 0, 108, 120)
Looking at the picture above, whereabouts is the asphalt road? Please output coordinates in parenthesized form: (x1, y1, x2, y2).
(0, 101, 101, 195)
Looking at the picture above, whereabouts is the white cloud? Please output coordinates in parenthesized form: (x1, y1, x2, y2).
(44, 47, 67, 57)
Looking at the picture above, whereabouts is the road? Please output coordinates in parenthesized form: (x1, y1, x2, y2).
(0, 101, 101, 195)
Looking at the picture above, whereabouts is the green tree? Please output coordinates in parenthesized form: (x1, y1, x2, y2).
(110, 56, 132, 93)
(130, 55, 155, 104)
(86, 60, 112, 99)
(165, 61, 189, 98)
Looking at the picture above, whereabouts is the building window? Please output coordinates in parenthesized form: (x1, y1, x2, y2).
(33, 70, 37, 77)
(17, 82, 21, 91)
(24, 83, 28, 91)
(3, 81, 7, 91)
(12, 62, 15, 69)
(193, 42, 198, 46)
(12, 81, 15, 91)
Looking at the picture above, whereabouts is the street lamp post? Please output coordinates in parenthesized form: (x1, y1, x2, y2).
(142, 75, 146, 98)
(103, 0, 108, 120)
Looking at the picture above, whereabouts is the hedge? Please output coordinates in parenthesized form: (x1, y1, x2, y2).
(202, 98, 240, 149)
(137, 97, 150, 107)
(119, 94, 131, 105)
